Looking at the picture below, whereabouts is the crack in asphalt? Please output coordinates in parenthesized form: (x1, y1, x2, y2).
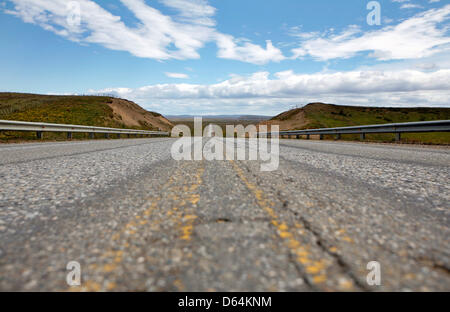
(231, 160, 335, 290)
(236, 159, 369, 291)
(290, 210, 370, 291)
(196, 217, 272, 225)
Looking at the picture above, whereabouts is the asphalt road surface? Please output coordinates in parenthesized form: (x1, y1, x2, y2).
(0, 138, 449, 291)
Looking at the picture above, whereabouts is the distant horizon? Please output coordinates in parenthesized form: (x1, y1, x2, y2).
(165, 114, 272, 117)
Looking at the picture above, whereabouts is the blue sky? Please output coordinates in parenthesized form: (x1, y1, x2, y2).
(1, 0, 449, 115)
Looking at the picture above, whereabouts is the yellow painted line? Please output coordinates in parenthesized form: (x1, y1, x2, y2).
(69, 199, 160, 292)
(69, 163, 205, 292)
(177, 167, 204, 241)
(69, 168, 181, 291)
(230, 160, 335, 287)
(230, 160, 357, 291)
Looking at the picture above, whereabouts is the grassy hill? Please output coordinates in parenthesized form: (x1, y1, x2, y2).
(260, 103, 450, 144)
(0, 93, 173, 141)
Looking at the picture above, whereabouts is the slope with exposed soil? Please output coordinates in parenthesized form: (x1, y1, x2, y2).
(107, 98, 172, 131)
(259, 103, 450, 144)
(0, 93, 173, 141)
(0, 93, 173, 131)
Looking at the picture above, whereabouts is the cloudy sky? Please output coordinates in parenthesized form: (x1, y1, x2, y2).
(1, 0, 449, 115)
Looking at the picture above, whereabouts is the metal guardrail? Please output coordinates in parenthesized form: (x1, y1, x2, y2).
(0, 119, 169, 139)
(259, 120, 450, 141)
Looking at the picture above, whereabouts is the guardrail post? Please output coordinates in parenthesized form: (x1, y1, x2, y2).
(89, 133, 95, 139)
(105, 133, 109, 139)
(306, 134, 310, 140)
(335, 134, 341, 140)
(319, 134, 324, 140)
(117, 134, 121, 139)
(296, 135, 300, 139)
(360, 133, 366, 140)
(395, 133, 401, 142)
(67, 132, 72, 140)
(36, 131, 43, 139)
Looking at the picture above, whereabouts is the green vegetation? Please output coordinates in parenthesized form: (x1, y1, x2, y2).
(0, 93, 159, 142)
(273, 103, 450, 144)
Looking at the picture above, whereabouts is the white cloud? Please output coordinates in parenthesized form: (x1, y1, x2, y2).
(160, 0, 216, 26)
(90, 69, 450, 114)
(393, 0, 440, 4)
(215, 34, 285, 65)
(4, 0, 284, 64)
(5, 0, 449, 66)
(400, 3, 424, 9)
(165, 72, 190, 79)
(291, 5, 450, 61)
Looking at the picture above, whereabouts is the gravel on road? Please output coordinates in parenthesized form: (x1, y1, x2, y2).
(0, 138, 448, 291)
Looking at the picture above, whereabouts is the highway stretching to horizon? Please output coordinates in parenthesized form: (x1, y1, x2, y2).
(0, 138, 449, 291)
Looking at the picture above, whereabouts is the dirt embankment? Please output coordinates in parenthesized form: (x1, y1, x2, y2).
(257, 102, 450, 144)
(108, 98, 173, 132)
(0, 93, 174, 141)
